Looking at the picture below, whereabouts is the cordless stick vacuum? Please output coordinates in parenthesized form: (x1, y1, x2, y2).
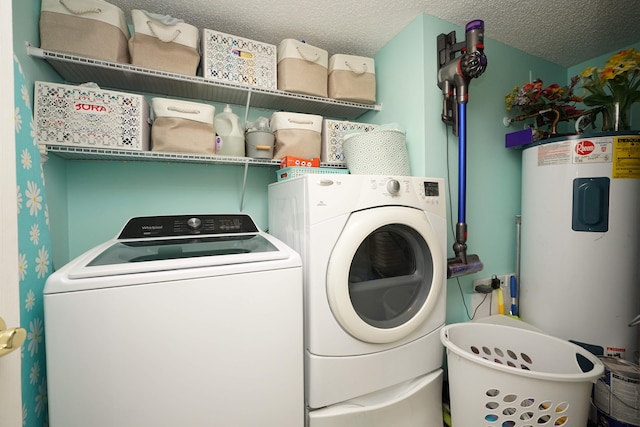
(436, 20, 488, 278)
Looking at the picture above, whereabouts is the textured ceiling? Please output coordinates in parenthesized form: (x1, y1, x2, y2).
(109, 0, 640, 67)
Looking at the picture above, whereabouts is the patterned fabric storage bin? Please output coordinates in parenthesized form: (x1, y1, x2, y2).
(129, 10, 201, 76)
(34, 81, 150, 151)
(321, 119, 378, 163)
(277, 39, 328, 97)
(39, 0, 130, 63)
(201, 29, 277, 90)
(328, 54, 376, 104)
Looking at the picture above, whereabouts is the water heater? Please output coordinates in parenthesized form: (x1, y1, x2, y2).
(520, 133, 640, 362)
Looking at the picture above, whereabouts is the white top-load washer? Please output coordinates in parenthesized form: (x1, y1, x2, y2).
(269, 175, 447, 426)
(44, 214, 303, 427)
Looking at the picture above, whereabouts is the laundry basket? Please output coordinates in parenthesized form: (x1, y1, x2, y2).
(441, 322, 604, 427)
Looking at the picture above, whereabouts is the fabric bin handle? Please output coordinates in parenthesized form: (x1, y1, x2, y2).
(296, 46, 320, 63)
(288, 118, 315, 125)
(59, 0, 102, 15)
(345, 61, 368, 75)
(146, 21, 182, 43)
(167, 106, 201, 115)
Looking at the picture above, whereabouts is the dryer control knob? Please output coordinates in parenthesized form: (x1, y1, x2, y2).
(187, 217, 202, 231)
(386, 179, 401, 195)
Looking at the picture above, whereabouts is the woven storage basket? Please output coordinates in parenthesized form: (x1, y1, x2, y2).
(441, 322, 604, 427)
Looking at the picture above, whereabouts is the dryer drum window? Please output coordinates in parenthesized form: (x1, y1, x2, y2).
(348, 224, 434, 329)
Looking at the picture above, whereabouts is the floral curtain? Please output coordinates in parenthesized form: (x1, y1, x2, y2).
(14, 54, 51, 427)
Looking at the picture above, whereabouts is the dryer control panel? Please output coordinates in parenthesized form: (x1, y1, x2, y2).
(118, 214, 259, 238)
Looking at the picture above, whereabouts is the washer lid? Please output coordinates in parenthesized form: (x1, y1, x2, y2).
(66, 214, 290, 279)
(67, 233, 289, 279)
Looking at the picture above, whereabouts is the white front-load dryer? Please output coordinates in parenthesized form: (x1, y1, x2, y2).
(269, 174, 447, 425)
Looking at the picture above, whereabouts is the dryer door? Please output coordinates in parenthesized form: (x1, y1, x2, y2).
(326, 206, 444, 344)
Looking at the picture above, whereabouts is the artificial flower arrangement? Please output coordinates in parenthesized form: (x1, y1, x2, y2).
(504, 76, 585, 136)
(578, 48, 640, 131)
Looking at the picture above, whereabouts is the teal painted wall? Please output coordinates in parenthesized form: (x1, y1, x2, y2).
(368, 14, 565, 323)
(63, 160, 275, 260)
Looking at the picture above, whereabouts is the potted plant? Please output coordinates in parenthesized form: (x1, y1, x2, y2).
(505, 77, 585, 137)
(578, 48, 640, 131)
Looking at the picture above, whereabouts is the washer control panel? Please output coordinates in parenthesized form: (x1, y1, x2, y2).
(118, 214, 259, 238)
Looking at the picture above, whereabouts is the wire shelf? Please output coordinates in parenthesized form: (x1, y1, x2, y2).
(28, 46, 381, 120)
(40, 144, 348, 169)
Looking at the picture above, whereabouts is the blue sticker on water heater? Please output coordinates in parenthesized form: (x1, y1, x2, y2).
(572, 177, 610, 232)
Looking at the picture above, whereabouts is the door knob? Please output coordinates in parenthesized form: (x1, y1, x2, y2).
(0, 317, 27, 358)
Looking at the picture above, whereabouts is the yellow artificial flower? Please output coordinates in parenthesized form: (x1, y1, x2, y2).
(612, 61, 636, 76)
(600, 67, 616, 81)
(580, 66, 597, 78)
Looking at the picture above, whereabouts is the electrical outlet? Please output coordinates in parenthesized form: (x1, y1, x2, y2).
(470, 273, 516, 319)
(472, 274, 513, 293)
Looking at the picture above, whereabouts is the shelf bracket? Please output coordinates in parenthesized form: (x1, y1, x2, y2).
(26, 42, 45, 58)
(244, 91, 252, 126)
(239, 162, 249, 212)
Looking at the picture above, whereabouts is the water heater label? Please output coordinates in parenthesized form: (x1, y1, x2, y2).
(612, 136, 640, 179)
(537, 141, 571, 166)
(572, 138, 612, 164)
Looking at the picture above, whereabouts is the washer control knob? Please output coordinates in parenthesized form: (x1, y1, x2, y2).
(187, 217, 202, 231)
(386, 179, 400, 195)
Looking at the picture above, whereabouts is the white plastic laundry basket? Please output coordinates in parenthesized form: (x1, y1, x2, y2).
(441, 322, 604, 427)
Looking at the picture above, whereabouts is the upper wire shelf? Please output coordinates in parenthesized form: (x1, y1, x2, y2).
(27, 45, 381, 120)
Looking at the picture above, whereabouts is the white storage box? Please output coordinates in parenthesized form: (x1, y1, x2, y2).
(151, 98, 216, 154)
(328, 54, 376, 104)
(342, 127, 410, 175)
(34, 81, 150, 151)
(202, 29, 277, 90)
(322, 119, 378, 163)
(441, 322, 604, 427)
(277, 39, 328, 97)
(129, 10, 200, 76)
(271, 112, 323, 160)
(39, 0, 130, 63)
